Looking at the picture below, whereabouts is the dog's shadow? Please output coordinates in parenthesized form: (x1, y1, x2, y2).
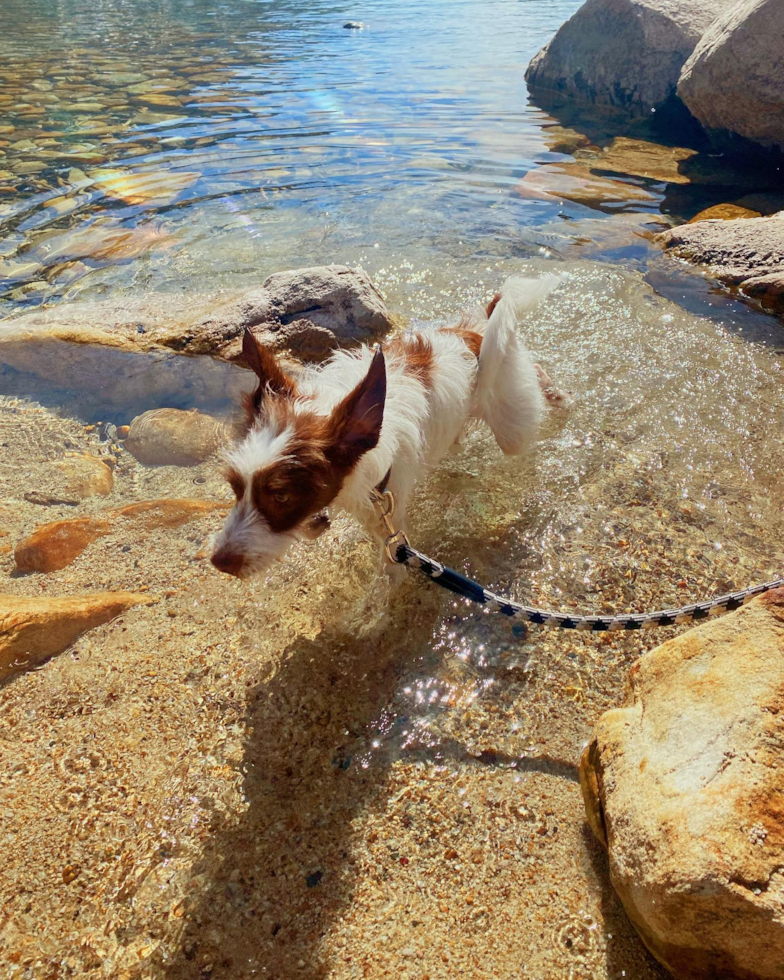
(161, 581, 451, 979)
(160, 453, 573, 979)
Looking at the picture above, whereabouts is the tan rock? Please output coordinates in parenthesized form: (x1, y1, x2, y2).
(50, 454, 114, 498)
(124, 408, 226, 466)
(689, 203, 761, 222)
(592, 138, 697, 185)
(580, 587, 784, 980)
(1, 265, 393, 366)
(14, 499, 229, 573)
(92, 168, 199, 206)
(0, 591, 156, 680)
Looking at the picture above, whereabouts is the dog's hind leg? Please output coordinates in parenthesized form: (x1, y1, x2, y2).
(535, 363, 573, 409)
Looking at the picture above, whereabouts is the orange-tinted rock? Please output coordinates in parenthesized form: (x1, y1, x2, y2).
(0, 591, 156, 680)
(689, 203, 761, 222)
(50, 454, 114, 498)
(581, 587, 784, 980)
(14, 499, 229, 574)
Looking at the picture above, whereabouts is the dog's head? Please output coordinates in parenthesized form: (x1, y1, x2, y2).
(211, 328, 386, 579)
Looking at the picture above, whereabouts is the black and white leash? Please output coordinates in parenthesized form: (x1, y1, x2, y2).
(370, 485, 784, 632)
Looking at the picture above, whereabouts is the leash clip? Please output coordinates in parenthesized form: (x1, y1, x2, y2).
(369, 486, 409, 564)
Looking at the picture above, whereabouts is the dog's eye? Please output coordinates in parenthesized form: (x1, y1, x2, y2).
(272, 491, 290, 505)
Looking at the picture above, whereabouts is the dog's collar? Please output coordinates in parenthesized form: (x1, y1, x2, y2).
(375, 468, 392, 494)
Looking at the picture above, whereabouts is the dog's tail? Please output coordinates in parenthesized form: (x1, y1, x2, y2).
(475, 275, 561, 455)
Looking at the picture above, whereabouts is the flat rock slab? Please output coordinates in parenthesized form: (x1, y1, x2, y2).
(656, 211, 784, 313)
(14, 498, 230, 573)
(525, 0, 735, 113)
(0, 591, 156, 681)
(580, 587, 784, 980)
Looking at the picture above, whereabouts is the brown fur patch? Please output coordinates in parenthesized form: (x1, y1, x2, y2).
(241, 329, 299, 434)
(240, 351, 386, 533)
(251, 415, 342, 533)
(440, 327, 483, 359)
(388, 334, 434, 389)
(485, 292, 502, 318)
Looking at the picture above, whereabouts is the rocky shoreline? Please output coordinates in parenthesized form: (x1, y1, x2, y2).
(526, 0, 784, 319)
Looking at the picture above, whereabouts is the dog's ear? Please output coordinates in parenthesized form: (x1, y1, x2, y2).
(242, 327, 297, 425)
(326, 346, 386, 470)
(242, 327, 297, 396)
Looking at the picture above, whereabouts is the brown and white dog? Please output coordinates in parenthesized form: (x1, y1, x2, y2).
(211, 275, 568, 580)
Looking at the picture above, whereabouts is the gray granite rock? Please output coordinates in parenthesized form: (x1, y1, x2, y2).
(678, 0, 784, 156)
(525, 0, 734, 113)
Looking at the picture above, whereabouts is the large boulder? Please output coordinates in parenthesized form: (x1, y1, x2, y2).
(525, 0, 734, 113)
(580, 587, 784, 980)
(678, 0, 784, 156)
(656, 211, 784, 313)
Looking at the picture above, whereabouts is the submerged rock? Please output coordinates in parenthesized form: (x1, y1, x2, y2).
(656, 211, 784, 313)
(678, 0, 784, 157)
(50, 454, 114, 498)
(0, 591, 156, 681)
(124, 408, 226, 466)
(515, 162, 656, 208)
(14, 499, 230, 573)
(525, 0, 733, 114)
(580, 587, 784, 980)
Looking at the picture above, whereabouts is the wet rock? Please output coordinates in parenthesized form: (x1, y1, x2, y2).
(14, 498, 230, 573)
(0, 591, 156, 681)
(50, 454, 114, 498)
(656, 211, 784, 313)
(590, 138, 697, 185)
(0, 266, 393, 401)
(580, 587, 784, 980)
(343, 21, 364, 29)
(525, 0, 734, 114)
(124, 408, 226, 466)
(201, 264, 393, 361)
(678, 0, 784, 157)
(515, 162, 656, 208)
(93, 168, 199, 206)
(101, 72, 149, 87)
(688, 203, 761, 222)
(11, 161, 46, 175)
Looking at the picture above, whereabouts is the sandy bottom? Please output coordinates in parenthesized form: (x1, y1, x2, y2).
(2, 257, 783, 979)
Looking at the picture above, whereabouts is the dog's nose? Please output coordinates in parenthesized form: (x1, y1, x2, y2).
(211, 549, 244, 577)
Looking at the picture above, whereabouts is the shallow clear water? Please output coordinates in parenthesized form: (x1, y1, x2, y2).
(1, 2, 784, 978)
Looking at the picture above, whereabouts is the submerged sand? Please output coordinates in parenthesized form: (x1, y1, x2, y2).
(2, 257, 784, 979)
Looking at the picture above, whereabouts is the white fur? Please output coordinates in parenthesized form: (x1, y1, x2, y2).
(214, 275, 562, 577)
(225, 420, 294, 482)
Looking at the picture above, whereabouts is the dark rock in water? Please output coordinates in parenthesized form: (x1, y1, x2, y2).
(343, 21, 364, 29)
(525, 0, 735, 115)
